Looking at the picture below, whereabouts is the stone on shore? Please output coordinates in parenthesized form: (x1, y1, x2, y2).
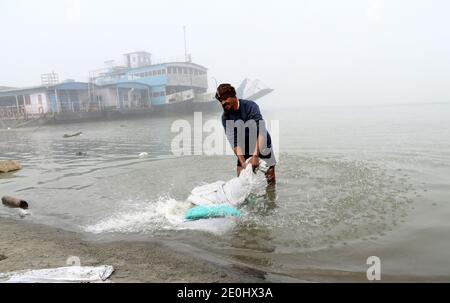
(0, 160, 22, 173)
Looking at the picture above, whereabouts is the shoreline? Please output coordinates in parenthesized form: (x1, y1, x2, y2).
(0, 218, 272, 283)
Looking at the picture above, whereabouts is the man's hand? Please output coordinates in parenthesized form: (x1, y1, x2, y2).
(250, 155, 259, 172)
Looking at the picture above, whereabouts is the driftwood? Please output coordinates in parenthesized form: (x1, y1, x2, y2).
(63, 132, 82, 138)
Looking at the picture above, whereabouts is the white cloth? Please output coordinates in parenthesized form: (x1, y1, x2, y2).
(0, 265, 114, 283)
(187, 160, 268, 208)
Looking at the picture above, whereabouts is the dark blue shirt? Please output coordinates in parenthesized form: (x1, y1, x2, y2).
(221, 99, 273, 157)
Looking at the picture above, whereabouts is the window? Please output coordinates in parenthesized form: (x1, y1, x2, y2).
(183, 68, 187, 74)
(151, 91, 165, 98)
(157, 70, 161, 75)
(140, 72, 145, 77)
(177, 67, 182, 74)
(152, 70, 157, 76)
(38, 94, 42, 105)
(25, 95, 31, 105)
(162, 69, 166, 75)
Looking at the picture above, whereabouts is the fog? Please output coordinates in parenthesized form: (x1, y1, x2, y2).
(1, 0, 449, 108)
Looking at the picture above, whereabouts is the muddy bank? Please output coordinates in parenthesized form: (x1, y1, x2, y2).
(0, 218, 273, 283)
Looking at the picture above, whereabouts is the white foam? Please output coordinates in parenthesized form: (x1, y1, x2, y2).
(83, 197, 190, 234)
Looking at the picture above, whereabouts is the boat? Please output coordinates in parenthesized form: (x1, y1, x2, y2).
(91, 51, 274, 116)
(0, 51, 274, 128)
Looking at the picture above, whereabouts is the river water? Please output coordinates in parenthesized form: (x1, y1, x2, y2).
(1, 103, 449, 281)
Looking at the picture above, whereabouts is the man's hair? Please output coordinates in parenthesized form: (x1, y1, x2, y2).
(215, 83, 236, 101)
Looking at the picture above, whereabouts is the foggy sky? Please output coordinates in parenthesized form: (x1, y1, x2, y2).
(1, 0, 449, 108)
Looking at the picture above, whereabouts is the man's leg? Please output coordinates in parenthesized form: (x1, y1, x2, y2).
(265, 166, 277, 207)
(265, 165, 276, 185)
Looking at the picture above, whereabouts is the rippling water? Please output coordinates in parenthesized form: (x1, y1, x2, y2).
(1, 103, 450, 281)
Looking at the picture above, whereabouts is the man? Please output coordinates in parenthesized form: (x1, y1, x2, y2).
(217, 83, 276, 185)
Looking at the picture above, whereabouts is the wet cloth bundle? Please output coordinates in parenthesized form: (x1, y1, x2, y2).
(184, 161, 267, 221)
(187, 163, 258, 208)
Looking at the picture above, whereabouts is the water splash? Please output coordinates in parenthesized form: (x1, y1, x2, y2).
(235, 154, 413, 252)
(83, 197, 190, 234)
(83, 169, 269, 235)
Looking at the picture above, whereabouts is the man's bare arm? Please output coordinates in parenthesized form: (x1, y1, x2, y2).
(252, 134, 265, 157)
(233, 146, 247, 167)
(249, 134, 265, 168)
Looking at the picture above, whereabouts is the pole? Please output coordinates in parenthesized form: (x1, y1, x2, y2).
(116, 87, 119, 109)
(15, 95, 19, 116)
(88, 71, 91, 108)
(183, 25, 187, 62)
(55, 89, 59, 113)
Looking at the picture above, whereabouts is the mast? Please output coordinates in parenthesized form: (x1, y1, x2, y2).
(184, 26, 193, 88)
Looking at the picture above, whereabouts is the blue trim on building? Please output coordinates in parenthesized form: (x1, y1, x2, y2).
(0, 86, 48, 98)
(121, 75, 167, 87)
(55, 82, 89, 90)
